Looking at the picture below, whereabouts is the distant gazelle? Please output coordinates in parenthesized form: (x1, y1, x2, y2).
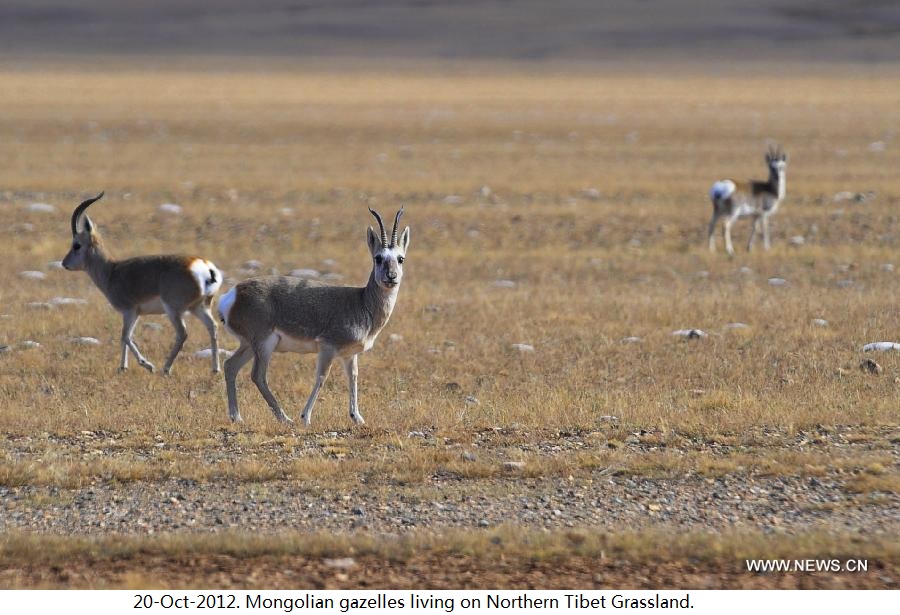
(707, 145, 788, 255)
(62, 192, 223, 374)
(218, 208, 410, 425)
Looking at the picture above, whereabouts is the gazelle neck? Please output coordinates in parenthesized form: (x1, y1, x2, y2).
(769, 166, 786, 200)
(85, 240, 114, 289)
(363, 270, 399, 335)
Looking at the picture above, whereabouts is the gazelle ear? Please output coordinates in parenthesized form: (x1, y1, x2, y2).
(367, 226, 380, 256)
(78, 214, 94, 234)
(398, 226, 410, 252)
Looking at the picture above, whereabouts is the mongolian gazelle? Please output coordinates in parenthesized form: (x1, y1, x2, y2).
(707, 145, 788, 255)
(219, 208, 410, 425)
(62, 192, 223, 374)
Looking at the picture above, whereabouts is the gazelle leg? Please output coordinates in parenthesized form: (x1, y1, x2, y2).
(707, 211, 720, 252)
(762, 214, 771, 250)
(224, 342, 253, 422)
(121, 309, 154, 373)
(300, 346, 336, 426)
(343, 354, 364, 425)
(192, 302, 220, 373)
(747, 216, 759, 252)
(723, 217, 736, 257)
(162, 305, 188, 376)
(250, 334, 292, 424)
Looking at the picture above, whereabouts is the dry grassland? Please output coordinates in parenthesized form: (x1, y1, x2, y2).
(0, 65, 898, 587)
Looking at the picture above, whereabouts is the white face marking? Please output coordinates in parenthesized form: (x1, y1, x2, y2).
(373, 245, 405, 290)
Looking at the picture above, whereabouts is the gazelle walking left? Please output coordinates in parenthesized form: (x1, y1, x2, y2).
(62, 192, 223, 375)
(707, 145, 788, 255)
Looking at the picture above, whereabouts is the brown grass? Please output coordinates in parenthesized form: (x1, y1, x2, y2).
(0, 63, 898, 586)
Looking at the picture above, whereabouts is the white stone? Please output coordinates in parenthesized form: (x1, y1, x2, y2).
(767, 277, 788, 286)
(789, 235, 805, 246)
(511, 343, 535, 353)
(388, 333, 403, 342)
(19, 340, 41, 349)
(725, 323, 750, 330)
(72, 337, 101, 346)
(620, 336, 642, 344)
(27, 202, 56, 214)
(158, 203, 182, 215)
(442, 195, 464, 205)
(491, 279, 516, 288)
(880, 263, 894, 272)
(811, 318, 828, 327)
(49, 297, 88, 306)
(582, 188, 601, 200)
(289, 268, 321, 279)
(862, 342, 900, 352)
(193, 348, 233, 359)
(25, 302, 54, 310)
(19, 270, 47, 281)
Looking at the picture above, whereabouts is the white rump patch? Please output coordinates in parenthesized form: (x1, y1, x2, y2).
(710, 180, 736, 201)
(189, 259, 223, 297)
(217, 286, 237, 325)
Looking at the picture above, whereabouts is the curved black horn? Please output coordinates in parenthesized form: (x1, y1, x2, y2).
(368, 207, 387, 247)
(71, 191, 104, 234)
(390, 207, 404, 247)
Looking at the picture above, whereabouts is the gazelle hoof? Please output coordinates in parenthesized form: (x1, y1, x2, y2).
(117, 366, 128, 374)
(140, 362, 156, 373)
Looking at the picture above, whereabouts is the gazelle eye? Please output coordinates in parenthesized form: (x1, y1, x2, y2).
(374, 255, 383, 265)
(73, 243, 81, 251)
(397, 256, 404, 264)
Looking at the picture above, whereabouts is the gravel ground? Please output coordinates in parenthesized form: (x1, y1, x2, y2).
(1, 472, 896, 536)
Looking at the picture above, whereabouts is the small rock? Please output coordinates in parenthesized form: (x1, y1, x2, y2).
(868, 141, 886, 152)
(27, 203, 56, 214)
(582, 188, 601, 200)
(241, 260, 263, 271)
(598, 415, 619, 422)
(881, 263, 895, 272)
(479, 185, 492, 198)
(510, 343, 535, 353)
(478, 519, 490, 527)
(789, 235, 805, 246)
(860, 358, 883, 375)
(323, 557, 356, 569)
(672, 329, 707, 339)
(0, 345, 11, 354)
(19, 341, 41, 349)
(738, 266, 753, 275)
(49, 297, 88, 306)
(193, 348, 233, 359)
(445, 382, 461, 392)
(724, 323, 750, 330)
(47, 260, 65, 270)
(158, 203, 183, 215)
(442, 195, 464, 205)
(321, 272, 343, 282)
(620, 336, 642, 344)
(388, 333, 403, 342)
(811, 318, 828, 327)
(767, 277, 787, 286)
(289, 268, 321, 279)
(351, 506, 366, 516)
(503, 461, 526, 471)
(279, 207, 295, 216)
(25, 302, 54, 310)
(143, 322, 164, 331)
(464, 395, 480, 406)
(862, 342, 900, 352)
(462, 451, 476, 462)
(491, 279, 517, 289)
(72, 337, 101, 346)
(836, 279, 854, 288)
(19, 271, 47, 281)
(407, 431, 427, 439)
